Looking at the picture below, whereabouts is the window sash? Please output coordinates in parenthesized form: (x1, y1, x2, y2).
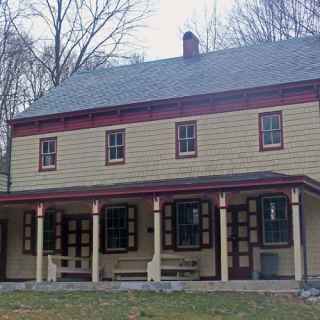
(105, 206, 128, 250)
(177, 124, 196, 155)
(41, 139, 56, 169)
(262, 197, 289, 245)
(176, 201, 200, 248)
(107, 132, 125, 162)
(261, 114, 282, 148)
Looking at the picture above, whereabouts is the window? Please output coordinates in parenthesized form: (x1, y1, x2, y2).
(176, 121, 197, 158)
(39, 137, 57, 171)
(44, 209, 56, 252)
(262, 196, 289, 246)
(259, 112, 283, 151)
(106, 130, 125, 164)
(105, 206, 128, 251)
(176, 201, 200, 248)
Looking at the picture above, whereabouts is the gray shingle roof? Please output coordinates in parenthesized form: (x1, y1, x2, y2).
(16, 36, 320, 119)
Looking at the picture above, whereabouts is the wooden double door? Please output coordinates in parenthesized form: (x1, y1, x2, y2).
(0, 220, 7, 281)
(227, 205, 251, 280)
(62, 215, 92, 269)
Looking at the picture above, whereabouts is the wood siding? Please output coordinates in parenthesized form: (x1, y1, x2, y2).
(10, 102, 320, 192)
(0, 173, 7, 192)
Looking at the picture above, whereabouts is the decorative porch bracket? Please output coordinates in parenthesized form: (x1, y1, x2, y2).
(36, 202, 44, 283)
(92, 199, 100, 282)
(292, 188, 303, 281)
(219, 192, 229, 282)
(147, 196, 161, 281)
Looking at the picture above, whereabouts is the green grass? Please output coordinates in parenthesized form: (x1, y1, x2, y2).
(0, 291, 319, 320)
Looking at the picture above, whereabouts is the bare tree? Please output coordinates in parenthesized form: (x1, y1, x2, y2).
(227, 0, 320, 47)
(12, 0, 151, 87)
(181, 2, 227, 53)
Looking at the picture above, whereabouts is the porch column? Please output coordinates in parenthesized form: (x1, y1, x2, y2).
(36, 202, 44, 283)
(219, 192, 229, 282)
(292, 188, 303, 281)
(147, 196, 161, 281)
(92, 199, 100, 282)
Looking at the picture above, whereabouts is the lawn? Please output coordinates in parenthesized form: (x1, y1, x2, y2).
(0, 291, 319, 320)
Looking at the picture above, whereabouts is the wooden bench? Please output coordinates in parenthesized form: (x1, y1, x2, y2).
(112, 254, 200, 281)
(161, 254, 200, 280)
(112, 257, 151, 281)
(47, 255, 103, 282)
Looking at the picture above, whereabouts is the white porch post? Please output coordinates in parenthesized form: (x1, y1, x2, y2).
(92, 199, 100, 282)
(147, 196, 161, 281)
(36, 202, 44, 283)
(219, 192, 229, 282)
(292, 188, 303, 281)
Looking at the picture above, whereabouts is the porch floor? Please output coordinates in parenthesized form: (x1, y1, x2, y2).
(0, 280, 301, 293)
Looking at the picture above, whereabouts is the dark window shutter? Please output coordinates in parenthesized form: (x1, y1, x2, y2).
(162, 203, 175, 250)
(201, 200, 212, 248)
(54, 210, 63, 253)
(127, 205, 138, 251)
(23, 210, 36, 255)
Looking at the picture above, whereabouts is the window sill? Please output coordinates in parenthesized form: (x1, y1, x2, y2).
(260, 145, 283, 152)
(176, 152, 197, 159)
(106, 159, 125, 166)
(39, 167, 57, 172)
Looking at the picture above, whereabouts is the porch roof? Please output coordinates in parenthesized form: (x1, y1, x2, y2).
(0, 171, 319, 203)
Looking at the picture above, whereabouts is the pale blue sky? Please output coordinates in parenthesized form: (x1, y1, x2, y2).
(143, 0, 234, 59)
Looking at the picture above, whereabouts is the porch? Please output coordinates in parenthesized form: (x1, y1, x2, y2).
(0, 171, 320, 285)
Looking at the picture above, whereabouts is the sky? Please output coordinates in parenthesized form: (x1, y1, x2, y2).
(143, 0, 234, 60)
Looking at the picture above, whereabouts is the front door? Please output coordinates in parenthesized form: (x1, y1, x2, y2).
(63, 215, 91, 270)
(227, 205, 251, 279)
(0, 220, 8, 281)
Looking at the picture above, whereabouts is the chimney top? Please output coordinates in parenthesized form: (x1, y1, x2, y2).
(183, 31, 199, 58)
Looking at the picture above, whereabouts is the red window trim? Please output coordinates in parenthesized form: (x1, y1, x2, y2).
(175, 120, 198, 159)
(39, 137, 57, 172)
(105, 129, 126, 165)
(259, 111, 284, 152)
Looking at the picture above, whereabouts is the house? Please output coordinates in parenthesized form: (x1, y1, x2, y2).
(0, 31, 320, 284)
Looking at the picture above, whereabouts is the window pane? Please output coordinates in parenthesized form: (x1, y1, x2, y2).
(179, 126, 187, 139)
(262, 197, 288, 244)
(109, 134, 116, 147)
(42, 141, 49, 154)
(117, 133, 123, 146)
(180, 140, 187, 153)
(187, 139, 195, 152)
(105, 207, 128, 249)
(48, 140, 55, 153)
(109, 147, 117, 160)
(44, 211, 55, 251)
(271, 115, 280, 129)
(176, 202, 200, 247)
(43, 155, 55, 167)
(272, 130, 281, 145)
(263, 132, 272, 145)
(187, 125, 194, 138)
(262, 117, 272, 130)
(117, 147, 124, 160)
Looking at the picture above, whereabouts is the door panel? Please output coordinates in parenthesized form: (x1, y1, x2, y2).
(227, 205, 251, 280)
(63, 215, 91, 269)
(0, 220, 8, 281)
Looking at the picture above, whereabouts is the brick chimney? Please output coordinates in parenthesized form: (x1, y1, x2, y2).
(183, 31, 200, 58)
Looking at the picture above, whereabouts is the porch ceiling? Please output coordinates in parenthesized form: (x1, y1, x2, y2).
(0, 171, 319, 203)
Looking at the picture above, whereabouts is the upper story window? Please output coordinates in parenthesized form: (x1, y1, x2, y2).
(261, 196, 289, 246)
(176, 201, 200, 249)
(176, 121, 197, 158)
(39, 137, 57, 171)
(259, 111, 283, 151)
(105, 206, 128, 251)
(106, 130, 125, 165)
